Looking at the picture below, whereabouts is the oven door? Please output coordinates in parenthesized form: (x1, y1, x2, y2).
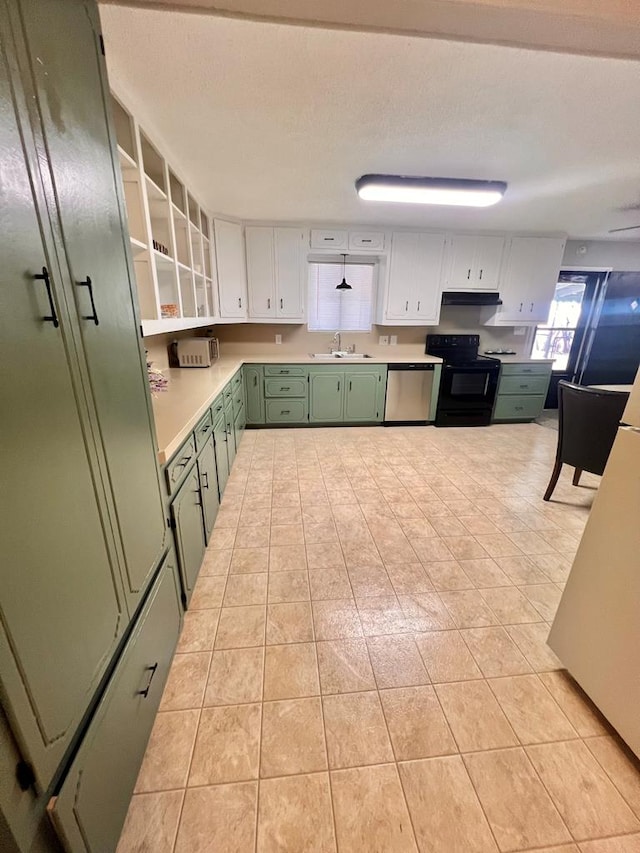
(436, 365, 499, 426)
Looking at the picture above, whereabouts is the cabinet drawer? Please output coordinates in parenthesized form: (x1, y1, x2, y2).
(264, 378, 307, 397)
(210, 394, 225, 422)
(222, 383, 233, 403)
(233, 388, 244, 411)
(348, 231, 385, 251)
(48, 553, 182, 853)
(499, 375, 550, 396)
(493, 394, 545, 421)
(165, 434, 197, 494)
(500, 362, 553, 376)
(194, 410, 213, 450)
(310, 229, 348, 250)
(265, 399, 308, 423)
(231, 370, 243, 391)
(263, 365, 308, 377)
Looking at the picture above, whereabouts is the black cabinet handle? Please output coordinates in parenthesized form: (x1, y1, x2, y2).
(467, 269, 471, 279)
(77, 275, 99, 325)
(194, 487, 203, 507)
(280, 386, 290, 391)
(479, 269, 483, 280)
(281, 409, 290, 414)
(253, 375, 258, 387)
(349, 380, 352, 391)
(337, 381, 340, 391)
(177, 454, 192, 467)
(267, 298, 271, 309)
(33, 266, 59, 327)
(280, 298, 283, 309)
(202, 471, 209, 489)
(137, 662, 158, 698)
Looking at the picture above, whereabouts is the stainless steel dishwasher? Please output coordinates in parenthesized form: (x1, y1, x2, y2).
(384, 363, 435, 424)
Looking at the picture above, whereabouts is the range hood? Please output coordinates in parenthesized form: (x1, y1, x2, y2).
(441, 291, 503, 307)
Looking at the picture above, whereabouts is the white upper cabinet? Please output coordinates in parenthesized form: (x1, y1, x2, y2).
(445, 234, 505, 290)
(245, 226, 306, 322)
(379, 231, 446, 325)
(485, 235, 566, 326)
(215, 219, 248, 319)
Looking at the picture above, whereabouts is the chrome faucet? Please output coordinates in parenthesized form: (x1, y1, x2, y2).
(330, 331, 341, 353)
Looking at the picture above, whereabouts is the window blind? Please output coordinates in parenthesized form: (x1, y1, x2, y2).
(307, 262, 374, 331)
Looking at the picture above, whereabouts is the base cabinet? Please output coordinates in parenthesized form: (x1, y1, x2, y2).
(171, 470, 206, 604)
(197, 435, 219, 539)
(213, 413, 230, 497)
(244, 366, 265, 423)
(492, 362, 553, 422)
(344, 372, 385, 421)
(309, 372, 344, 422)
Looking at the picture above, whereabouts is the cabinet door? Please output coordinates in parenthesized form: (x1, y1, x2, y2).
(275, 227, 305, 319)
(414, 233, 447, 321)
(446, 235, 477, 289)
(498, 236, 565, 324)
(244, 366, 265, 424)
(246, 226, 275, 319)
(344, 372, 381, 421)
(198, 436, 220, 539)
(19, 0, 167, 606)
(474, 236, 504, 290)
(214, 219, 247, 318)
(526, 237, 567, 323)
(0, 47, 126, 789)
(234, 403, 246, 451)
(225, 404, 237, 467)
(213, 416, 230, 498)
(309, 372, 344, 422)
(171, 468, 206, 602)
(388, 232, 445, 321)
(386, 232, 418, 318)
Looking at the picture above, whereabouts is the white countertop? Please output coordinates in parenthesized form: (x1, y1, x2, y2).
(151, 353, 443, 463)
(487, 355, 555, 364)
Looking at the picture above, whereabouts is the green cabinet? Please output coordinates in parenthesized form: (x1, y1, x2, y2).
(213, 412, 230, 496)
(309, 366, 387, 423)
(309, 371, 344, 422)
(225, 402, 236, 466)
(492, 362, 553, 422)
(197, 435, 220, 538)
(170, 469, 206, 603)
(344, 371, 386, 421)
(244, 366, 264, 423)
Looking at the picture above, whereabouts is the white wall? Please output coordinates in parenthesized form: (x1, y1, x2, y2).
(563, 240, 640, 270)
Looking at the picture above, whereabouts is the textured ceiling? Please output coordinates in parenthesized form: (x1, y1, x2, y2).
(100, 4, 640, 238)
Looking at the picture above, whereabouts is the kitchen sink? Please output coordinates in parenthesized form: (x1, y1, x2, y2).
(310, 352, 373, 359)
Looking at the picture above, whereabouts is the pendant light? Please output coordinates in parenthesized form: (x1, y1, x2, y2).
(336, 254, 352, 291)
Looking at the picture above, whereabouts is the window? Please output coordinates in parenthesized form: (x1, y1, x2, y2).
(307, 261, 375, 331)
(531, 278, 588, 371)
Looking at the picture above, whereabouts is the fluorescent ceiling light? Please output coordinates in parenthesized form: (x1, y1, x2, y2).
(355, 175, 507, 207)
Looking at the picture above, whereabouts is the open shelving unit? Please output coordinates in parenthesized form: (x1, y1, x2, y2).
(110, 92, 219, 335)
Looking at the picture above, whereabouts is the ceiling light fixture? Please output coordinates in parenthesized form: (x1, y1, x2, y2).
(336, 254, 352, 290)
(355, 175, 507, 207)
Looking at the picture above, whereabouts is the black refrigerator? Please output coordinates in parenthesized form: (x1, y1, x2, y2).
(576, 272, 640, 386)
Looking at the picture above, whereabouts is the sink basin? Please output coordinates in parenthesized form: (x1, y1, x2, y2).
(310, 352, 373, 359)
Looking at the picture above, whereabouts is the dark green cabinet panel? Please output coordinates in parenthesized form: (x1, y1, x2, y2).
(344, 372, 383, 421)
(234, 402, 247, 450)
(0, 42, 126, 792)
(265, 399, 308, 423)
(171, 469, 206, 603)
(198, 436, 220, 539)
(213, 415, 230, 497)
(18, 0, 166, 605)
(244, 366, 264, 423)
(225, 403, 237, 467)
(309, 372, 344, 422)
(264, 378, 307, 397)
(49, 553, 182, 853)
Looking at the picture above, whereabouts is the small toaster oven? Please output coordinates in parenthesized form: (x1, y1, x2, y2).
(176, 337, 219, 367)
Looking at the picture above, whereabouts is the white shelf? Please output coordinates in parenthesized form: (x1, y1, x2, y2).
(145, 174, 167, 201)
(117, 144, 138, 173)
(153, 249, 174, 266)
(129, 236, 148, 256)
(177, 261, 192, 274)
(142, 316, 218, 336)
(172, 204, 188, 224)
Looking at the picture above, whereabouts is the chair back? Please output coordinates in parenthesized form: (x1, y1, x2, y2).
(557, 381, 629, 476)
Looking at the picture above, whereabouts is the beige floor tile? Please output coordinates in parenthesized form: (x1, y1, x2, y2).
(435, 680, 518, 752)
(424, 560, 473, 591)
(263, 642, 319, 700)
(479, 586, 541, 624)
(519, 582, 563, 621)
(461, 626, 532, 677)
(458, 558, 511, 588)
(399, 755, 498, 852)
(238, 506, 272, 526)
(411, 537, 454, 563)
(585, 736, 640, 818)
(117, 790, 183, 853)
(174, 782, 257, 853)
(508, 530, 557, 555)
(385, 563, 434, 595)
(366, 634, 430, 688)
(190, 575, 226, 610)
(270, 523, 305, 545)
(323, 691, 394, 769)
(208, 528, 237, 550)
(380, 686, 457, 761)
(160, 652, 210, 711)
(309, 568, 353, 600)
(267, 570, 310, 603)
(223, 573, 268, 606)
(443, 536, 489, 561)
(348, 565, 395, 598)
(177, 609, 220, 653)
(316, 638, 376, 694)
(189, 704, 261, 786)
(235, 525, 270, 548)
(313, 599, 364, 639)
(306, 542, 345, 569)
(257, 773, 336, 853)
(579, 836, 640, 852)
(459, 515, 501, 536)
(200, 548, 232, 576)
(269, 544, 307, 571)
(430, 517, 467, 537)
(399, 518, 438, 539)
(398, 593, 455, 631)
(204, 647, 264, 706)
(489, 674, 577, 744)
(495, 555, 551, 585)
(270, 505, 302, 526)
(440, 590, 501, 628)
(505, 622, 563, 672)
(464, 747, 571, 852)
(134, 710, 199, 792)
(529, 552, 573, 582)
(304, 520, 340, 544)
(215, 605, 266, 649)
(230, 547, 270, 574)
(260, 697, 327, 777)
(538, 671, 611, 737)
(526, 740, 640, 840)
(266, 601, 314, 644)
(415, 630, 482, 682)
(331, 764, 418, 852)
(474, 534, 524, 558)
(358, 595, 409, 637)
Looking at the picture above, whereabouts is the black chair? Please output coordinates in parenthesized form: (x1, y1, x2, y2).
(543, 380, 629, 501)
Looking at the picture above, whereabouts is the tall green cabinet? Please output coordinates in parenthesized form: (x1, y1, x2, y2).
(0, 1, 180, 851)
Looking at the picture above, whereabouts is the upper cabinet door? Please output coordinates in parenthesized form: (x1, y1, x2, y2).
(274, 227, 305, 319)
(386, 232, 419, 318)
(474, 236, 505, 290)
(215, 219, 248, 318)
(495, 236, 566, 324)
(446, 235, 478, 289)
(246, 226, 276, 319)
(19, 0, 166, 607)
(400, 232, 446, 323)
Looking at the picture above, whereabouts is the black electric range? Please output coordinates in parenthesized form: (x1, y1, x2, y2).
(426, 334, 500, 427)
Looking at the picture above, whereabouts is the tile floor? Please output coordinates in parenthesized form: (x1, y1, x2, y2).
(118, 423, 640, 853)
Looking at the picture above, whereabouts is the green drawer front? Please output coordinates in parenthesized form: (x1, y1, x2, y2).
(499, 375, 550, 396)
(165, 434, 197, 495)
(263, 365, 308, 377)
(500, 362, 553, 376)
(233, 388, 244, 411)
(265, 399, 308, 423)
(222, 383, 233, 403)
(194, 410, 213, 450)
(493, 394, 545, 421)
(231, 370, 243, 390)
(49, 553, 183, 853)
(264, 378, 308, 398)
(210, 394, 225, 422)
